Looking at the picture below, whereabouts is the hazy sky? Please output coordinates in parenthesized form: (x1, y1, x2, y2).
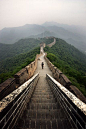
(0, 0, 86, 30)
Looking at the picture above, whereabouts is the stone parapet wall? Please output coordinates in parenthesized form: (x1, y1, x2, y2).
(0, 73, 39, 129)
(44, 55, 86, 103)
(16, 53, 41, 85)
(14, 68, 29, 85)
(0, 78, 16, 100)
(46, 74, 86, 128)
(0, 53, 41, 100)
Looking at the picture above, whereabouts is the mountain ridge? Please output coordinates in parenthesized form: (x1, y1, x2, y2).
(0, 22, 86, 52)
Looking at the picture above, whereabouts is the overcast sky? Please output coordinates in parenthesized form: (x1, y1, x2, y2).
(0, 0, 86, 30)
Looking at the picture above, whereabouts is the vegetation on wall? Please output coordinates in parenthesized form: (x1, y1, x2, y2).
(44, 38, 86, 96)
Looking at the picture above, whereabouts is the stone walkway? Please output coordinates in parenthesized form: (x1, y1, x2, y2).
(34, 53, 53, 77)
(14, 53, 76, 129)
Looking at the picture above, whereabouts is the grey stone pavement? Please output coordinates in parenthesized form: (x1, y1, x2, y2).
(34, 53, 53, 77)
(14, 53, 76, 129)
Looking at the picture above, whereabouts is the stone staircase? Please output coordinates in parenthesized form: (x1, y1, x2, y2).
(14, 77, 76, 129)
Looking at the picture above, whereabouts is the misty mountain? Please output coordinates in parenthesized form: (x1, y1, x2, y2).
(42, 22, 86, 53)
(0, 24, 46, 44)
(28, 31, 55, 38)
(45, 26, 82, 41)
(0, 22, 86, 53)
(42, 21, 86, 37)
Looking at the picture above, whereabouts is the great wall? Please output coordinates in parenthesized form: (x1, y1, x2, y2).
(0, 38, 86, 103)
(0, 38, 86, 129)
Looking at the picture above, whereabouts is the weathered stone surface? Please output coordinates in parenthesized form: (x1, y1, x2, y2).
(0, 73, 39, 113)
(70, 85, 86, 103)
(47, 74, 86, 116)
(0, 78, 16, 100)
(59, 73, 72, 88)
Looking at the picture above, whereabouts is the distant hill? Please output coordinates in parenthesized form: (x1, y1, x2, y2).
(42, 21, 86, 37)
(0, 24, 46, 44)
(0, 38, 40, 61)
(44, 38, 86, 96)
(29, 31, 55, 38)
(0, 22, 86, 53)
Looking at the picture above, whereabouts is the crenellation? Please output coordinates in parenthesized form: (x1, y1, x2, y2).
(53, 68, 62, 82)
(14, 68, 29, 85)
(52, 66, 56, 74)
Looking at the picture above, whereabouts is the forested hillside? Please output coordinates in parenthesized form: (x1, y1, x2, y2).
(0, 38, 40, 61)
(0, 47, 40, 84)
(44, 38, 86, 96)
(0, 38, 53, 61)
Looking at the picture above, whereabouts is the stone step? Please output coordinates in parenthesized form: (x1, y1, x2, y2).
(27, 103, 60, 110)
(35, 87, 51, 89)
(33, 92, 53, 95)
(15, 118, 74, 129)
(35, 88, 51, 90)
(32, 95, 54, 99)
(21, 108, 67, 120)
(31, 98, 56, 103)
(35, 90, 52, 94)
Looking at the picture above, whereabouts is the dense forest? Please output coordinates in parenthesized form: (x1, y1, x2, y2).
(0, 47, 40, 84)
(44, 38, 86, 96)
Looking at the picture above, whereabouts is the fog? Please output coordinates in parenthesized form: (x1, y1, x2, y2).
(0, 0, 86, 30)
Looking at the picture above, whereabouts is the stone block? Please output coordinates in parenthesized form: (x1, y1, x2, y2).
(0, 78, 16, 100)
(59, 73, 72, 88)
(14, 68, 29, 85)
(70, 85, 86, 103)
